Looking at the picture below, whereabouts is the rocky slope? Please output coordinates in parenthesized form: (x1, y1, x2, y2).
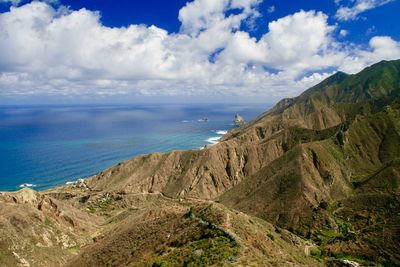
(0, 59, 399, 266)
(0, 188, 100, 266)
(0, 188, 321, 266)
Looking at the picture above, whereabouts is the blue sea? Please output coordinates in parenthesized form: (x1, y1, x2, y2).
(0, 103, 269, 191)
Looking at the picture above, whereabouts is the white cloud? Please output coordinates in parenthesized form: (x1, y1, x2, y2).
(178, 0, 260, 35)
(217, 31, 267, 63)
(0, 1, 399, 102)
(335, 0, 394, 21)
(214, 10, 345, 74)
(261, 10, 344, 71)
(339, 36, 400, 73)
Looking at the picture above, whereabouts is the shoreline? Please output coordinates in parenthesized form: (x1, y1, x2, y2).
(3, 129, 231, 193)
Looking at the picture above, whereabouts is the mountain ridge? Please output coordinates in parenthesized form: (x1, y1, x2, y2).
(1, 59, 400, 266)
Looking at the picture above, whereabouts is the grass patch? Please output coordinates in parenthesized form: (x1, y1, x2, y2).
(87, 205, 97, 213)
(312, 229, 343, 246)
(329, 144, 344, 162)
(87, 195, 113, 214)
(150, 236, 238, 267)
(334, 217, 355, 240)
(68, 245, 81, 254)
(149, 222, 238, 267)
(266, 232, 275, 241)
(44, 216, 53, 226)
(310, 247, 322, 257)
(350, 173, 370, 186)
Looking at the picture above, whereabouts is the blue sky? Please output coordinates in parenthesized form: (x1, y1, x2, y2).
(0, 0, 399, 104)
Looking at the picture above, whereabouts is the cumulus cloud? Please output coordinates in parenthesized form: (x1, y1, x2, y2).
(339, 36, 400, 73)
(261, 10, 344, 71)
(178, 0, 261, 35)
(335, 0, 394, 21)
(0, 0, 399, 102)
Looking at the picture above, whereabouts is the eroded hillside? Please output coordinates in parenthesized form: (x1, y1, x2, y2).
(1, 59, 399, 266)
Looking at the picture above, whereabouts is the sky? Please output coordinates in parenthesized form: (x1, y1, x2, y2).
(0, 0, 399, 104)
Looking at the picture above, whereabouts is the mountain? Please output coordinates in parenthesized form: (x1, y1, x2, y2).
(220, 59, 400, 265)
(0, 59, 399, 266)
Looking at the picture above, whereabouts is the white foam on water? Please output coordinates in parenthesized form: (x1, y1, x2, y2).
(206, 136, 221, 145)
(216, 130, 227, 135)
(18, 183, 36, 188)
(65, 181, 75, 185)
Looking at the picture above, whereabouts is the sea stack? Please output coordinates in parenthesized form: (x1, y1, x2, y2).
(233, 113, 245, 126)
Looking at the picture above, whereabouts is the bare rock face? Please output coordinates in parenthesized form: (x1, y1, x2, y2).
(0, 189, 100, 266)
(0, 187, 40, 205)
(234, 113, 245, 126)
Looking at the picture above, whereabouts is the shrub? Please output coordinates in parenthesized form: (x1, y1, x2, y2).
(310, 247, 322, 257)
(267, 233, 275, 241)
(185, 207, 194, 219)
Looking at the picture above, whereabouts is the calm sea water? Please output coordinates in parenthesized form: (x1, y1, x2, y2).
(0, 103, 269, 191)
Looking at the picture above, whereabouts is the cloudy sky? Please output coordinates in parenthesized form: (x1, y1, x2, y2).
(0, 0, 399, 104)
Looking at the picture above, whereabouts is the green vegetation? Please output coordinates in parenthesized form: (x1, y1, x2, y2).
(68, 245, 81, 254)
(44, 216, 53, 226)
(87, 195, 114, 214)
(282, 125, 341, 152)
(149, 227, 238, 267)
(147, 205, 239, 267)
(335, 218, 354, 237)
(87, 205, 97, 213)
(313, 229, 339, 243)
(266, 232, 275, 241)
(328, 143, 345, 162)
(310, 212, 358, 251)
(185, 207, 195, 219)
(310, 247, 321, 257)
(150, 236, 238, 267)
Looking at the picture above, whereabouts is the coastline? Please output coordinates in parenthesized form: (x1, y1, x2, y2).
(7, 129, 231, 193)
(0, 103, 268, 192)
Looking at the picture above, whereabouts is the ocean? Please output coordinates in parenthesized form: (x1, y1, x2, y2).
(0, 103, 269, 191)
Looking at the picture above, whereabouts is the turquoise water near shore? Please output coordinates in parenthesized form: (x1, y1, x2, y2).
(0, 103, 269, 191)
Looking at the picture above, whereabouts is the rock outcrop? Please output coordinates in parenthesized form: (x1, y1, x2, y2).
(234, 113, 245, 126)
